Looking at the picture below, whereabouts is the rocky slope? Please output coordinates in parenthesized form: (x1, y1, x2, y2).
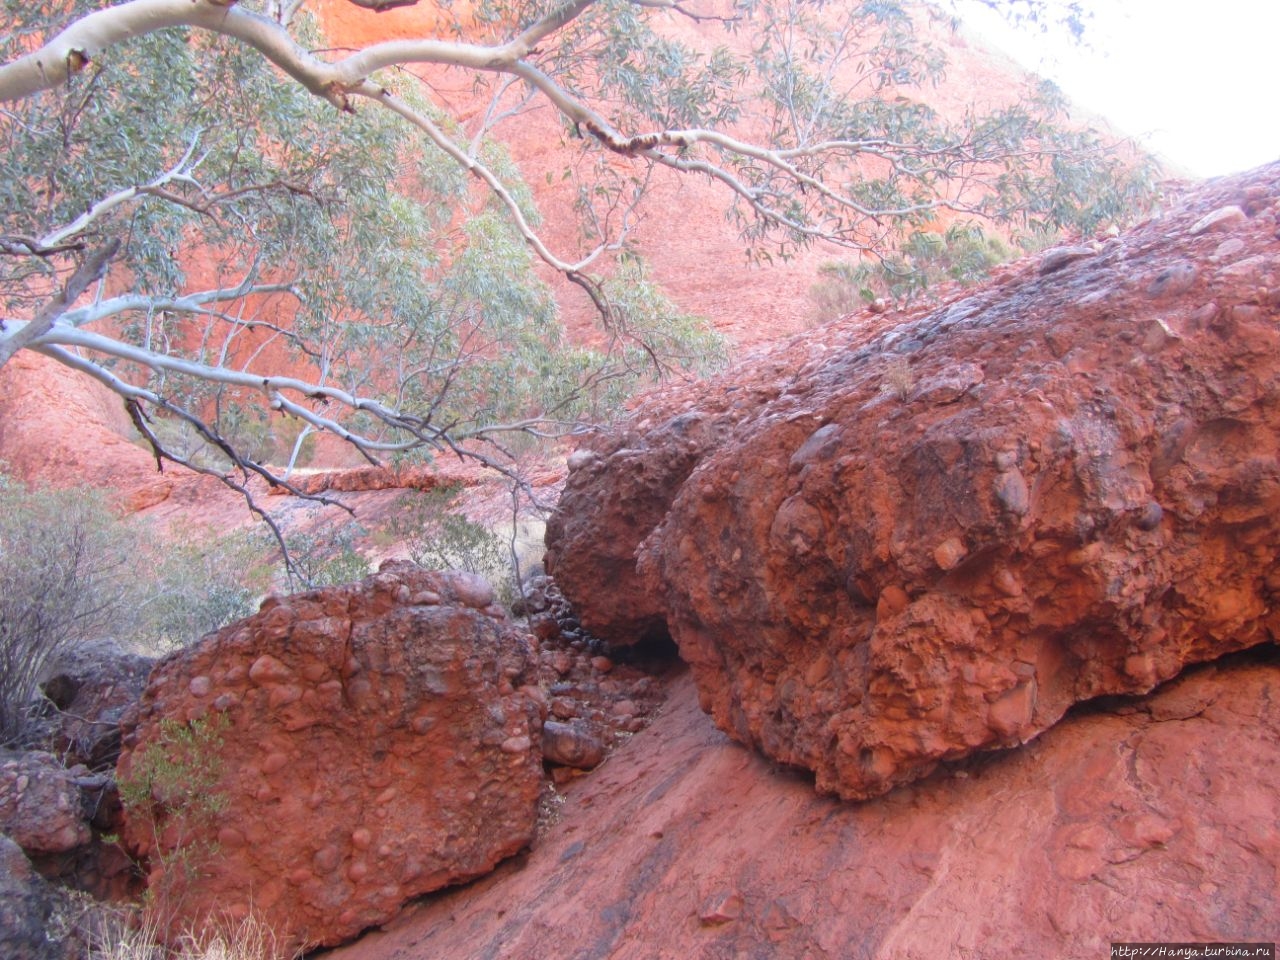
(328, 648, 1278, 960)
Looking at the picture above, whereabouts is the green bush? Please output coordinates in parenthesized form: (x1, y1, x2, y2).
(271, 519, 372, 592)
(391, 486, 517, 606)
(134, 525, 262, 652)
(117, 714, 230, 945)
(810, 222, 1012, 319)
(0, 476, 141, 745)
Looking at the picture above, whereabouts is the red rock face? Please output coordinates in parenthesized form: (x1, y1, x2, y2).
(117, 562, 544, 952)
(326, 653, 1280, 960)
(548, 163, 1280, 799)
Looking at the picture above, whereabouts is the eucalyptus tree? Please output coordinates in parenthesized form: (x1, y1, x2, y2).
(0, 0, 1149, 531)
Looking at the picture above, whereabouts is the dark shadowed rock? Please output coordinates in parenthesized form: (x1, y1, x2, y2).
(0, 834, 61, 960)
(117, 562, 544, 953)
(42, 639, 155, 771)
(548, 163, 1280, 799)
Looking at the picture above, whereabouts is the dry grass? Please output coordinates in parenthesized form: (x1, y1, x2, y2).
(89, 909, 296, 960)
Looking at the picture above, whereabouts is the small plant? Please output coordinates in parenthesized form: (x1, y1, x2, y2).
(0, 474, 142, 745)
(882, 356, 914, 401)
(88, 904, 294, 960)
(274, 519, 372, 591)
(810, 222, 1012, 320)
(117, 714, 230, 944)
(133, 525, 262, 652)
(391, 486, 518, 606)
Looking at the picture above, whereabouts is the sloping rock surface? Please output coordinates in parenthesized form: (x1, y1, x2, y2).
(548, 163, 1280, 799)
(328, 652, 1278, 960)
(117, 562, 544, 952)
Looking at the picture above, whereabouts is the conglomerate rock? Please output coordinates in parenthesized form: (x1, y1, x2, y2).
(117, 562, 544, 952)
(547, 163, 1280, 799)
(326, 652, 1279, 960)
(0, 750, 92, 856)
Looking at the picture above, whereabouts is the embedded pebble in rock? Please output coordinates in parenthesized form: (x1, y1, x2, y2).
(1037, 244, 1096, 275)
(117, 562, 542, 954)
(548, 162, 1280, 800)
(1188, 204, 1247, 235)
(540, 721, 606, 770)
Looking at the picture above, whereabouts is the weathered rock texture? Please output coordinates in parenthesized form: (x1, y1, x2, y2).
(0, 751, 92, 856)
(547, 163, 1280, 799)
(0, 834, 63, 960)
(328, 652, 1279, 960)
(117, 562, 544, 952)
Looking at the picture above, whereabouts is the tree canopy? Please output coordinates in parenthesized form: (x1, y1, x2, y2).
(0, 0, 1152, 540)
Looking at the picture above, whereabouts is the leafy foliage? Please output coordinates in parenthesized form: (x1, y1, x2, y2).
(391, 485, 518, 605)
(0, 0, 1154, 568)
(811, 220, 1010, 316)
(117, 714, 230, 943)
(273, 519, 372, 591)
(136, 525, 262, 651)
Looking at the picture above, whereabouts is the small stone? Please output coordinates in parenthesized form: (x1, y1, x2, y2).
(566, 448, 600, 472)
(994, 471, 1029, 516)
(248, 654, 292, 685)
(992, 569, 1023, 598)
(933, 537, 968, 571)
(449, 572, 495, 610)
(550, 698, 578, 720)
(541, 721, 606, 769)
(877, 586, 910, 620)
(590, 656, 614, 674)
(500, 735, 532, 755)
(1147, 261, 1198, 299)
(1135, 502, 1164, 531)
(1189, 204, 1246, 236)
(1038, 245, 1096, 275)
(699, 889, 744, 925)
(189, 675, 212, 697)
(1211, 237, 1246, 261)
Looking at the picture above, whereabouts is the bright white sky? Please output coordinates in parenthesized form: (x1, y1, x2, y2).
(951, 0, 1280, 178)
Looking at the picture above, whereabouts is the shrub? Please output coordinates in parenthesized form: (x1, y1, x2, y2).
(272, 518, 371, 592)
(810, 222, 1012, 319)
(117, 714, 230, 946)
(0, 476, 142, 745)
(133, 526, 262, 653)
(391, 486, 518, 605)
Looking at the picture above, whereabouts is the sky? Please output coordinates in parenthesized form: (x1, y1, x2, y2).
(950, 0, 1280, 178)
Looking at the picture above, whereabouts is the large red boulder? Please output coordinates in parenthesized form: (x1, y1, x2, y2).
(547, 163, 1280, 799)
(117, 562, 544, 952)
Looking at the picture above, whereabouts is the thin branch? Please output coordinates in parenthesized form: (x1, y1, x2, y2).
(0, 239, 118, 368)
